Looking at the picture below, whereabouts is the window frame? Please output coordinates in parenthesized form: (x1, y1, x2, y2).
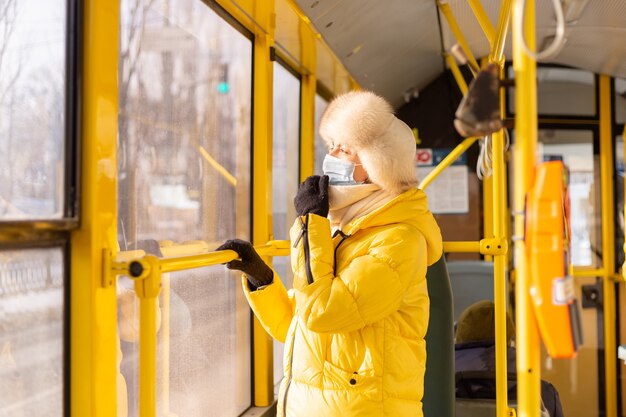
(0, 0, 81, 240)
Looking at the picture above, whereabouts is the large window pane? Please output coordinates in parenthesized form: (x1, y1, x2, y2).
(535, 129, 600, 417)
(537, 129, 597, 267)
(117, 263, 250, 417)
(118, 0, 252, 247)
(271, 62, 300, 392)
(0, 248, 64, 417)
(0, 0, 67, 219)
(313, 94, 329, 175)
(508, 67, 596, 117)
(118, 0, 252, 415)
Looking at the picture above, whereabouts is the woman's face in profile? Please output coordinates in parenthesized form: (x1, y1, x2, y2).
(328, 144, 369, 183)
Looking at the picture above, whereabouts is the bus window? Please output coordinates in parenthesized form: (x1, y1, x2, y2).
(271, 61, 300, 392)
(534, 128, 600, 417)
(537, 129, 597, 267)
(0, 0, 68, 220)
(117, 0, 252, 415)
(0, 248, 64, 417)
(508, 67, 596, 117)
(313, 93, 330, 175)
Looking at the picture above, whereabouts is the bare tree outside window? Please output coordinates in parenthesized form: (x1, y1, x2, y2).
(0, 0, 66, 220)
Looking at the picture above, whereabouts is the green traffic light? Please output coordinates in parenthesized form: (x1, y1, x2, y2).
(217, 81, 230, 94)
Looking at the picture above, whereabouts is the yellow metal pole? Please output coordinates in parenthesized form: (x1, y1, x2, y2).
(467, 0, 496, 47)
(445, 53, 468, 95)
(252, 0, 275, 406)
(299, 19, 317, 181)
(512, 0, 541, 416)
(437, 2, 481, 72)
(443, 241, 481, 253)
(483, 173, 494, 261)
(135, 256, 162, 417)
(489, 0, 513, 65)
(419, 136, 480, 190)
(443, 239, 507, 255)
(490, 35, 511, 413)
(198, 145, 237, 186)
(492, 102, 509, 417)
(71, 1, 118, 416)
(112, 242, 292, 278)
(599, 75, 618, 417)
(572, 267, 606, 278)
(161, 274, 171, 416)
(622, 124, 626, 280)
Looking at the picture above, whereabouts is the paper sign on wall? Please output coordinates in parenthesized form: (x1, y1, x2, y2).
(415, 148, 469, 214)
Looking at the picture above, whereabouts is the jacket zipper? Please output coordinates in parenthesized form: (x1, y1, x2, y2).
(295, 215, 314, 285)
(332, 229, 350, 273)
(281, 321, 298, 417)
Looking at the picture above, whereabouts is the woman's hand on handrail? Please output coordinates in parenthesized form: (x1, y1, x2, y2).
(215, 239, 273, 291)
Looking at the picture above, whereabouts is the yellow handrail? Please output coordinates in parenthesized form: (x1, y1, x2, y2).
(467, 0, 496, 47)
(445, 53, 468, 95)
(572, 267, 605, 278)
(418, 136, 480, 190)
(437, 2, 480, 72)
(113, 239, 291, 417)
(489, 0, 513, 65)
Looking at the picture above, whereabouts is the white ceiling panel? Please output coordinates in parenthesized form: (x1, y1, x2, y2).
(294, 0, 626, 107)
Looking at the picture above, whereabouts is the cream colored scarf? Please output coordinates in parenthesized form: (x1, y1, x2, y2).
(328, 183, 395, 231)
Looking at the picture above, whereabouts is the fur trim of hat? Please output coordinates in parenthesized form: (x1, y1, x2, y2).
(319, 91, 417, 195)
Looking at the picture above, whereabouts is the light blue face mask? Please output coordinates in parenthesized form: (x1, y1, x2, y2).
(322, 154, 364, 186)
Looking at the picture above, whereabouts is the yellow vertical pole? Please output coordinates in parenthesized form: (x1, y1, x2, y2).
(252, 0, 275, 407)
(481, 57, 494, 263)
(489, 2, 513, 405)
(623, 124, 626, 280)
(483, 174, 494, 261)
(135, 256, 161, 417)
(71, 0, 119, 416)
(599, 75, 618, 417)
(492, 89, 509, 417)
(512, 0, 541, 416)
(161, 274, 171, 415)
(299, 20, 317, 181)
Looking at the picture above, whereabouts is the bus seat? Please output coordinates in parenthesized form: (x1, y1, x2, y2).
(446, 261, 495, 322)
(423, 255, 455, 417)
(456, 398, 499, 417)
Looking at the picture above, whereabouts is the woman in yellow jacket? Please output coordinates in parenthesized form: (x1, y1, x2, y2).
(218, 91, 442, 417)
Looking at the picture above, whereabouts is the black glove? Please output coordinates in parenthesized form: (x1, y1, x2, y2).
(215, 239, 273, 291)
(294, 175, 329, 217)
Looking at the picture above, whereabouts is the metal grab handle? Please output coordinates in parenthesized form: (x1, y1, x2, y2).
(110, 239, 291, 279)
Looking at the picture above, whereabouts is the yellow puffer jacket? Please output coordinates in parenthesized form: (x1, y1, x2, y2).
(243, 188, 442, 417)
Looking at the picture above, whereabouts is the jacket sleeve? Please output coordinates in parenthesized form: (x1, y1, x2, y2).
(242, 270, 295, 343)
(290, 213, 428, 334)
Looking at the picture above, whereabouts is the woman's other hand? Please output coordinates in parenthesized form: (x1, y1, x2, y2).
(294, 175, 329, 217)
(215, 239, 273, 290)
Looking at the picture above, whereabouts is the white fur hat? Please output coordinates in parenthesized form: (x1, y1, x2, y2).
(319, 91, 417, 195)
